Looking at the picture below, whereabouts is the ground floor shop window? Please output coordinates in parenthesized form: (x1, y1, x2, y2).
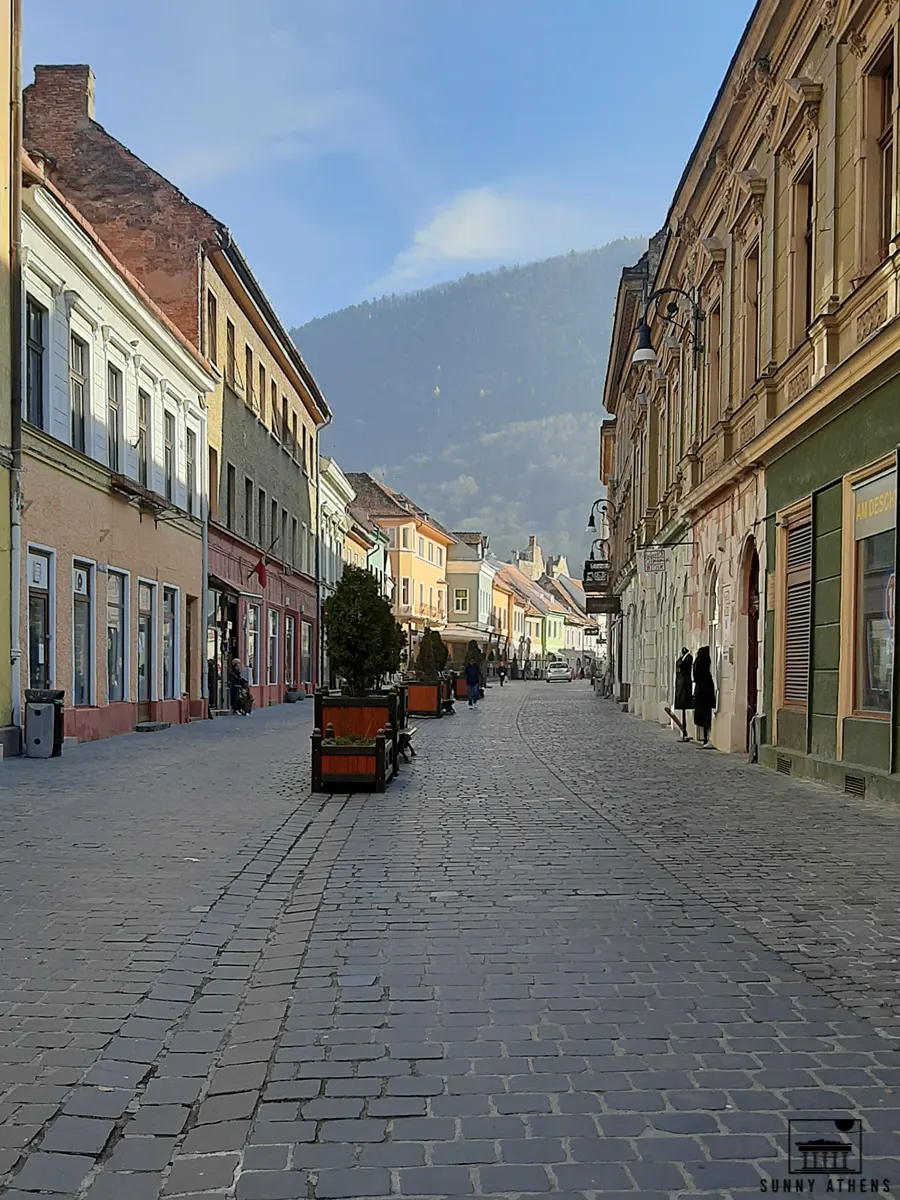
(301, 620, 312, 685)
(162, 587, 178, 700)
(137, 582, 155, 712)
(285, 615, 296, 688)
(107, 572, 126, 702)
(853, 468, 896, 714)
(72, 561, 92, 706)
(268, 609, 279, 685)
(247, 604, 260, 686)
(28, 549, 52, 690)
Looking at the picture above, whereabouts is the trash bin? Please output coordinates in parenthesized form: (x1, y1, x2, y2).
(24, 689, 65, 758)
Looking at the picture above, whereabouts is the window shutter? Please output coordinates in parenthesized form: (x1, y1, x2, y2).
(784, 520, 812, 706)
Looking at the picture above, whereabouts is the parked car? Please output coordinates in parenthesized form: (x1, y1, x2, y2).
(545, 661, 571, 682)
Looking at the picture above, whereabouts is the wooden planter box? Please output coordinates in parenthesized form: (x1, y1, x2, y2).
(407, 680, 443, 718)
(314, 691, 400, 768)
(311, 726, 395, 793)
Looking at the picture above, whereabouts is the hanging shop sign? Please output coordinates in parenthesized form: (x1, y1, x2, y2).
(582, 559, 610, 592)
(638, 547, 668, 573)
(586, 594, 620, 615)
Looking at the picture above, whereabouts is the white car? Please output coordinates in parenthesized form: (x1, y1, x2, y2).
(545, 661, 571, 682)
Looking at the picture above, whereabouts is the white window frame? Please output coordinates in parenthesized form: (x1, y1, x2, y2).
(454, 588, 469, 614)
(247, 603, 261, 686)
(401, 577, 410, 606)
(136, 577, 159, 702)
(161, 583, 181, 700)
(27, 542, 57, 688)
(268, 608, 280, 685)
(68, 321, 91, 454)
(106, 567, 130, 703)
(25, 278, 54, 432)
(72, 556, 97, 707)
(418, 536, 425, 558)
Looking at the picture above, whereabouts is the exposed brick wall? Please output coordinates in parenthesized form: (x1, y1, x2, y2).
(24, 65, 217, 347)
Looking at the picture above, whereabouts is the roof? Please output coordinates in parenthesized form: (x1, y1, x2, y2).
(452, 531, 485, 546)
(346, 473, 457, 543)
(23, 151, 216, 383)
(539, 576, 592, 625)
(497, 562, 551, 616)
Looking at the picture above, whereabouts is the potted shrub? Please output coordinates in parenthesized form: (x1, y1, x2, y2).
(312, 565, 406, 791)
(408, 628, 451, 718)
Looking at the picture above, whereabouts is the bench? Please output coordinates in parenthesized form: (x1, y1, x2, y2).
(398, 726, 418, 761)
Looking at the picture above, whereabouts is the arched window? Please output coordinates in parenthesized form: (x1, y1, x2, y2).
(707, 566, 720, 684)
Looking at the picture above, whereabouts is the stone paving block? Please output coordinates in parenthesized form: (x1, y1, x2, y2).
(315, 1167, 392, 1197)
(163, 1152, 240, 1194)
(478, 1163, 552, 1192)
(12, 1149, 94, 1192)
(235, 1172, 310, 1199)
(106, 1135, 177, 1171)
(85, 1173, 164, 1200)
(40, 1115, 115, 1155)
(396, 1165, 474, 1194)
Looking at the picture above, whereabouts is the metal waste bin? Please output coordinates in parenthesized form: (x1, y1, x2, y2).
(24, 689, 65, 758)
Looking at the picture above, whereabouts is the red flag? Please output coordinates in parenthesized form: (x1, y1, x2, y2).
(251, 560, 267, 589)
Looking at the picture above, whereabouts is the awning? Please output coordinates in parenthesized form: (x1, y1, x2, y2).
(441, 627, 493, 644)
(208, 574, 240, 596)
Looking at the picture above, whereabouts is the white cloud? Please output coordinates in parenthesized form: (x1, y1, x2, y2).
(370, 185, 607, 295)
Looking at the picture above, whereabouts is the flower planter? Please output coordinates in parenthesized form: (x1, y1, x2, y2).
(407, 680, 443, 718)
(285, 689, 305, 704)
(311, 725, 395, 793)
(314, 691, 401, 770)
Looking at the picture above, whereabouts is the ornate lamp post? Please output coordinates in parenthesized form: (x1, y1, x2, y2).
(632, 287, 705, 370)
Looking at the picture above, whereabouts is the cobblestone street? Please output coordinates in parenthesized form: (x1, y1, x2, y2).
(1, 683, 899, 1199)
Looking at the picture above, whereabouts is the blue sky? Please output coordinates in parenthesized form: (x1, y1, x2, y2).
(25, 0, 753, 327)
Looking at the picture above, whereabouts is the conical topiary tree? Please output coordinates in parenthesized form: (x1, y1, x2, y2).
(323, 565, 405, 696)
(416, 628, 449, 675)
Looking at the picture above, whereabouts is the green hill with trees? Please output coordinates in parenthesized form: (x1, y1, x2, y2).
(292, 237, 646, 563)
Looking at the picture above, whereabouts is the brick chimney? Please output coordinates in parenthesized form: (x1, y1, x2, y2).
(24, 65, 96, 160)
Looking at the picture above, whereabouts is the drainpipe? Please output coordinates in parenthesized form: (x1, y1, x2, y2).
(197, 247, 210, 714)
(9, 0, 23, 739)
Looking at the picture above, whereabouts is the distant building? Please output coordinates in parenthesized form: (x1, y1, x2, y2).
(511, 534, 544, 581)
(444, 532, 499, 664)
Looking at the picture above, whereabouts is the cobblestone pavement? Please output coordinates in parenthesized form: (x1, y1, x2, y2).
(0, 684, 899, 1199)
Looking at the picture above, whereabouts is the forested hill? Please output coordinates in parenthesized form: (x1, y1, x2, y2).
(292, 237, 646, 563)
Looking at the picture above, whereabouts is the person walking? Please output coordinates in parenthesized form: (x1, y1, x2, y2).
(464, 659, 481, 708)
(692, 646, 716, 745)
(229, 658, 245, 716)
(674, 647, 693, 741)
(498, 662, 507, 687)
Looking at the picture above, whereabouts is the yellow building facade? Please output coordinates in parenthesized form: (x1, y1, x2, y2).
(0, 0, 20, 755)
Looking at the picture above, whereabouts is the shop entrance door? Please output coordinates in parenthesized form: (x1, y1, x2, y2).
(137, 582, 154, 722)
(746, 547, 760, 750)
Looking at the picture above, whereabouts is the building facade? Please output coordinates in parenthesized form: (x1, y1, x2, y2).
(21, 159, 214, 741)
(0, 0, 20, 756)
(444, 532, 499, 664)
(603, 0, 900, 798)
(319, 456, 355, 687)
(23, 65, 331, 713)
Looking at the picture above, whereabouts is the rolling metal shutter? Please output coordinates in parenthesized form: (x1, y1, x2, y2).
(784, 520, 812, 706)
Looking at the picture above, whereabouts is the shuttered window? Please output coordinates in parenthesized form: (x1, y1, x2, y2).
(784, 520, 812, 706)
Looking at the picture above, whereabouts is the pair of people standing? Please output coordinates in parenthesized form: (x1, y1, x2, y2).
(674, 647, 716, 744)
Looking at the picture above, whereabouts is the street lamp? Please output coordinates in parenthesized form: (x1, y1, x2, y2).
(585, 498, 609, 537)
(631, 287, 704, 370)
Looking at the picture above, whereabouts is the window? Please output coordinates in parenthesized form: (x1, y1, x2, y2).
(28, 549, 52, 689)
(208, 447, 219, 522)
(271, 498, 278, 552)
(292, 517, 299, 569)
(26, 297, 46, 428)
(282, 397, 290, 445)
(138, 581, 155, 706)
(245, 478, 254, 540)
(282, 509, 289, 565)
(742, 242, 761, 396)
(70, 333, 87, 452)
(268, 609, 279, 684)
(705, 303, 721, 432)
(707, 568, 720, 688)
(419, 582, 424, 608)
(428, 542, 434, 563)
(107, 365, 122, 472)
(783, 518, 813, 707)
(428, 586, 433, 610)
(292, 413, 299, 459)
(107, 571, 126, 703)
(271, 380, 278, 434)
(162, 587, 177, 700)
(402, 527, 411, 549)
(225, 463, 236, 530)
(247, 604, 260, 686)
(880, 50, 895, 260)
(389, 527, 397, 548)
(792, 162, 815, 344)
(853, 469, 896, 713)
(73, 561, 92, 706)
(301, 521, 309, 573)
(302, 426, 308, 472)
(186, 429, 196, 515)
(401, 577, 410, 606)
(437, 547, 443, 567)
(418, 536, 425, 557)
(164, 411, 175, 502)
(226, 318, 236, 386)
(245, 345, 254, 407)
(258, 488, 266, 547)
(301, 620, 313, 684)
(285, 615, 296, 688)
(206, 290, 218, 365)
(138, 389, 150, 487)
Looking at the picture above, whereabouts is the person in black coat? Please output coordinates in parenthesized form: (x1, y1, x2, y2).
(692, 646, 716, 745)
(674, 648, 693, 741)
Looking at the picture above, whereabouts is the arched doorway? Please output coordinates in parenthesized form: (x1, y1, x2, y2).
(745, 541, 761, 751)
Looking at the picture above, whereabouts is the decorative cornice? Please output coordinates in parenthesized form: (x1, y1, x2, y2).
(847, 29, 868, 59)
(820, 0, 837, 38)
